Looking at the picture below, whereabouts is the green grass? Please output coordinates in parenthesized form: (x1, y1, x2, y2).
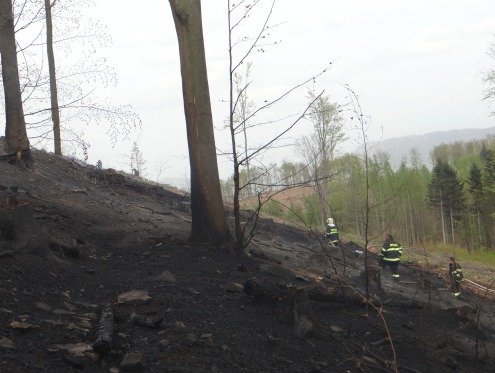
(418, 244, 495, 267)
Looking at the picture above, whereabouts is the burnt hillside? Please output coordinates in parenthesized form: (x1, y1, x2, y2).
(0, 150, 494, 372)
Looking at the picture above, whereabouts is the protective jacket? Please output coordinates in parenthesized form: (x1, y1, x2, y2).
(449, 262, 464, 282)
(380, 238, 402, 262)
(325, 224, 340, 245)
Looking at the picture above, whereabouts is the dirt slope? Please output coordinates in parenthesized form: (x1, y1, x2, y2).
(0, 150, 494, 373)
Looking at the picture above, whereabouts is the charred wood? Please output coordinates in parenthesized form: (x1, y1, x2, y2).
(92, 304, 114, 354)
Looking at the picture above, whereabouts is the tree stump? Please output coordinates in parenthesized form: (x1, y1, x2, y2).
(243, 278, 333, 340)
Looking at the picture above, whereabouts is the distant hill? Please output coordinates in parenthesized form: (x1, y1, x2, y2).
(370, 126, 495, 167)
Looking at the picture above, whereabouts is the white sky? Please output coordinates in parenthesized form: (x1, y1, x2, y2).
(6, 0, 495, 185)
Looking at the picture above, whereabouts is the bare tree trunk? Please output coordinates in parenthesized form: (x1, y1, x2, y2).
(227, 0, 242, 252)
(439, 190, 446, 245)
(169, 0, 234, 249)
(450, 206, 455, 247)
(0, 0, 31, 163)
(44, 0, 62, 156)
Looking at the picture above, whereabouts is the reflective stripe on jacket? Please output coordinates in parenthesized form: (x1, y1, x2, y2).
(380, 242, 402, 262)
(450, 264, 464, 281)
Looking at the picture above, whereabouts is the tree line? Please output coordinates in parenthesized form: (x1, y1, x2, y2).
(230, 137, 495, 251)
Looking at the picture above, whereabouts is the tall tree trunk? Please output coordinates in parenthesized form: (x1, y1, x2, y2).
(450, 206, 455, 247)
(169, 0, 234, 249)
(0, 0, 31, 162)
(439, 189, 446, 245)
(44, 0, 62, 156)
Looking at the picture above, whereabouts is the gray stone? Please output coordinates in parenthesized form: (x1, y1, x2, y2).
(225, 282, 243, 293)
(199, 334, 214, 347)
(34, 302, 52, 312)
(157, 270, 176, 283)
(159, 339, 170, 348)
(120, 351, 146, 371)
(187, 333, 197, 343)
(117, 290, 150, 305)
(174, 321, 187, 333)
(0, 337, 15, 350)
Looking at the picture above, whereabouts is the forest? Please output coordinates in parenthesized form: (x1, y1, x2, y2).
(223, 137, 495, 253)
(1, 0, 495, 372)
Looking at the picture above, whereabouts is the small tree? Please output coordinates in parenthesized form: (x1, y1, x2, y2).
(297, 90, 344, 226)
(130, 142, 146, 178)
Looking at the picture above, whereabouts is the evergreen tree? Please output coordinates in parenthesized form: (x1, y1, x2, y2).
(427, 160, 466, 245)
(467, 163, 485, 248)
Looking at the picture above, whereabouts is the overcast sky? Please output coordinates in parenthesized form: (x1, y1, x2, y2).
(8, 0, 495, 185)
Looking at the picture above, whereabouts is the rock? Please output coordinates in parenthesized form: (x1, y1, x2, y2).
(9, 321, 39, 330)
(225, 282, 243, 293)
(187, 287, 200, 295)
(63, 301, 77, 311)
(56, 342, 92, 356)
(329, 325, 344, 333)
(0, 337, 15, 350)
(130, 313, 163, 328)
(120, 352, 146, 371)
(159, 339, 170, 348)
(157, 270, 176, 283)
(117, 290, 151, 305)
(109, 368, 119, 373)
(199, 334, 214, 347)
(174, 321, 187, 333)
(53, 309, 77, 315)
(187, 333, 198, 343)
(34, 302, 52, 312)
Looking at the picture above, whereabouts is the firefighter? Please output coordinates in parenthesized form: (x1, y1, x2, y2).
(379, 233, 402, 280)
(325, 218, 340, 246)
(449, 257, 463, 298)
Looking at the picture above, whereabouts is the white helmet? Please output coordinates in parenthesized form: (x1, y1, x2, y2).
(326, 218, 334, 224)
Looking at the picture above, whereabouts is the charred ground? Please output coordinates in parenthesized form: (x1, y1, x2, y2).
(0, 150, 494, 372)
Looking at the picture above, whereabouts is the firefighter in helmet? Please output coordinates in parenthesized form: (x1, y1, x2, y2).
(379, 233, 403, 280)
(325, 218, 340, 246)
(449, 256, 464, 298)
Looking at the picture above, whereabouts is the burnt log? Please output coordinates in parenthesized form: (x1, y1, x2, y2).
(92, 304, 114, 354)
